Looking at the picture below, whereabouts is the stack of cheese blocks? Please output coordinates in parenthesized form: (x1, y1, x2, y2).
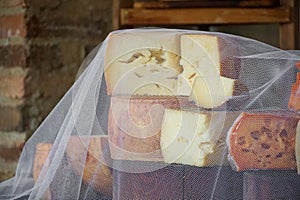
(103, 31, 300, 199)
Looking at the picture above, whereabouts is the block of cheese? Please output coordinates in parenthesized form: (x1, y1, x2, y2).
(108, 96, 194, 161)
(104, 31, 182, 96)
(296, 121, 300, 174)
(66, 135, 112, 197)
(160, 109, 240, 167)
(104, 32, 244, 99)
(288, 72, 300, 113)
(227, 112, 299, 171)
(180, 34, 240, 79)
(189, 76, 248, 109)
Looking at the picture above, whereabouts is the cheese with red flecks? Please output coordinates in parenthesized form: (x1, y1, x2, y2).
(227, 112, 299, 171)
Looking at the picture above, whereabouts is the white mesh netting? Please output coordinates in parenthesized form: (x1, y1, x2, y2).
(0, 28, 300, 200)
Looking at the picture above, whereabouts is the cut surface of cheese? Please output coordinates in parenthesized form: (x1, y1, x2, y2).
(189, 76, 247, 109)
(160, 109, 239, 167)
(177, 59, 199, 96)
(227, 112, 299, 171)
(104, 32, 243, 99)
(104, 31, 181, 96)
(180, 34, 240, 79)
(108, 96, 194, 161)
(105, 49, 182, 96)
(296, 121, 300, 174)
(104, 31, 180, 67)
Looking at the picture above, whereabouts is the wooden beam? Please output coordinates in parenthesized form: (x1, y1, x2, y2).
(279, 0, 299, 49)
(113, 0, 133, 30)
(121, 7, 290, 26)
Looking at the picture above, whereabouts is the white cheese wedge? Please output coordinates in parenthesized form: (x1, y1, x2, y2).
(160, 109, 238, 167)
(189, 76, 238, 109)
(180, 34, 221, 77)
(105, 49, 182, 96)
(296, 121, 300, 174)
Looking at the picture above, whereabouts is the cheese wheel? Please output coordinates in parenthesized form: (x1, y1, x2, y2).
(108, 96, 194, 161)
(104, 31, 181, 96)
(104, 32, 244, 100)
(227, 112, 299, 171)
(288, 73, 300, 113)
(66, 135, 112, 197)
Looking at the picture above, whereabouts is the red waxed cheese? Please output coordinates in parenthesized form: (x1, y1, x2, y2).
(288, 72, 300, 113)
(227, 112, 299, 171)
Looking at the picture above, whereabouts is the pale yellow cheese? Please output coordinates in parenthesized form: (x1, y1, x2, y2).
(180, 34, 221, 77)
(104, 31, 180, 68)
(104, 31, 181, 95)
(189, 76, 236, 109)
(105, 49, 182, 96)
(177, 59, 199, 96)
(160, 109, 236, 167)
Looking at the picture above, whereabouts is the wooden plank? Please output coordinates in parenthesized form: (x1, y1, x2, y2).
(121, 6, 290, 26)
(279, 0, 298, 49)
(134, 0, 280, 8)
(113, 0, 133, 30)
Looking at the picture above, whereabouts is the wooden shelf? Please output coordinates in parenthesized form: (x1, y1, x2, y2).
(121, 7, 290, 26)
(113, 0, 299, 49)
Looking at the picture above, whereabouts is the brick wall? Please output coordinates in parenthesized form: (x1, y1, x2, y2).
(0, 0, 112, 181)
(0, 0, 27, 181)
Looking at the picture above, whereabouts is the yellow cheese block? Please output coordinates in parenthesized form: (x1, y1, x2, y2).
(160, 109, 239, 167)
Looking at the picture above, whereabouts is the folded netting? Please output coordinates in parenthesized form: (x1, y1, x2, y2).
(0, 28, 300, 200)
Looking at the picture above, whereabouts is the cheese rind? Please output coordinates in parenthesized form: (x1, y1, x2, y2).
(160, 109, 240, 167)
(296, 121, 300, 174)
(227, 112, 299, 171)
(66, 136, 112, 196)
(288, 73, 300, 113)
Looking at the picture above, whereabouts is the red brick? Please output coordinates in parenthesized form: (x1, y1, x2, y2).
(26, 0, 111, 39)
(0, 45, 26, 67)
(0, 107, 22, 131)
(0, 75, 25, 98)
(0, 0, 25, 8)
(0, 13, 26, 38)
